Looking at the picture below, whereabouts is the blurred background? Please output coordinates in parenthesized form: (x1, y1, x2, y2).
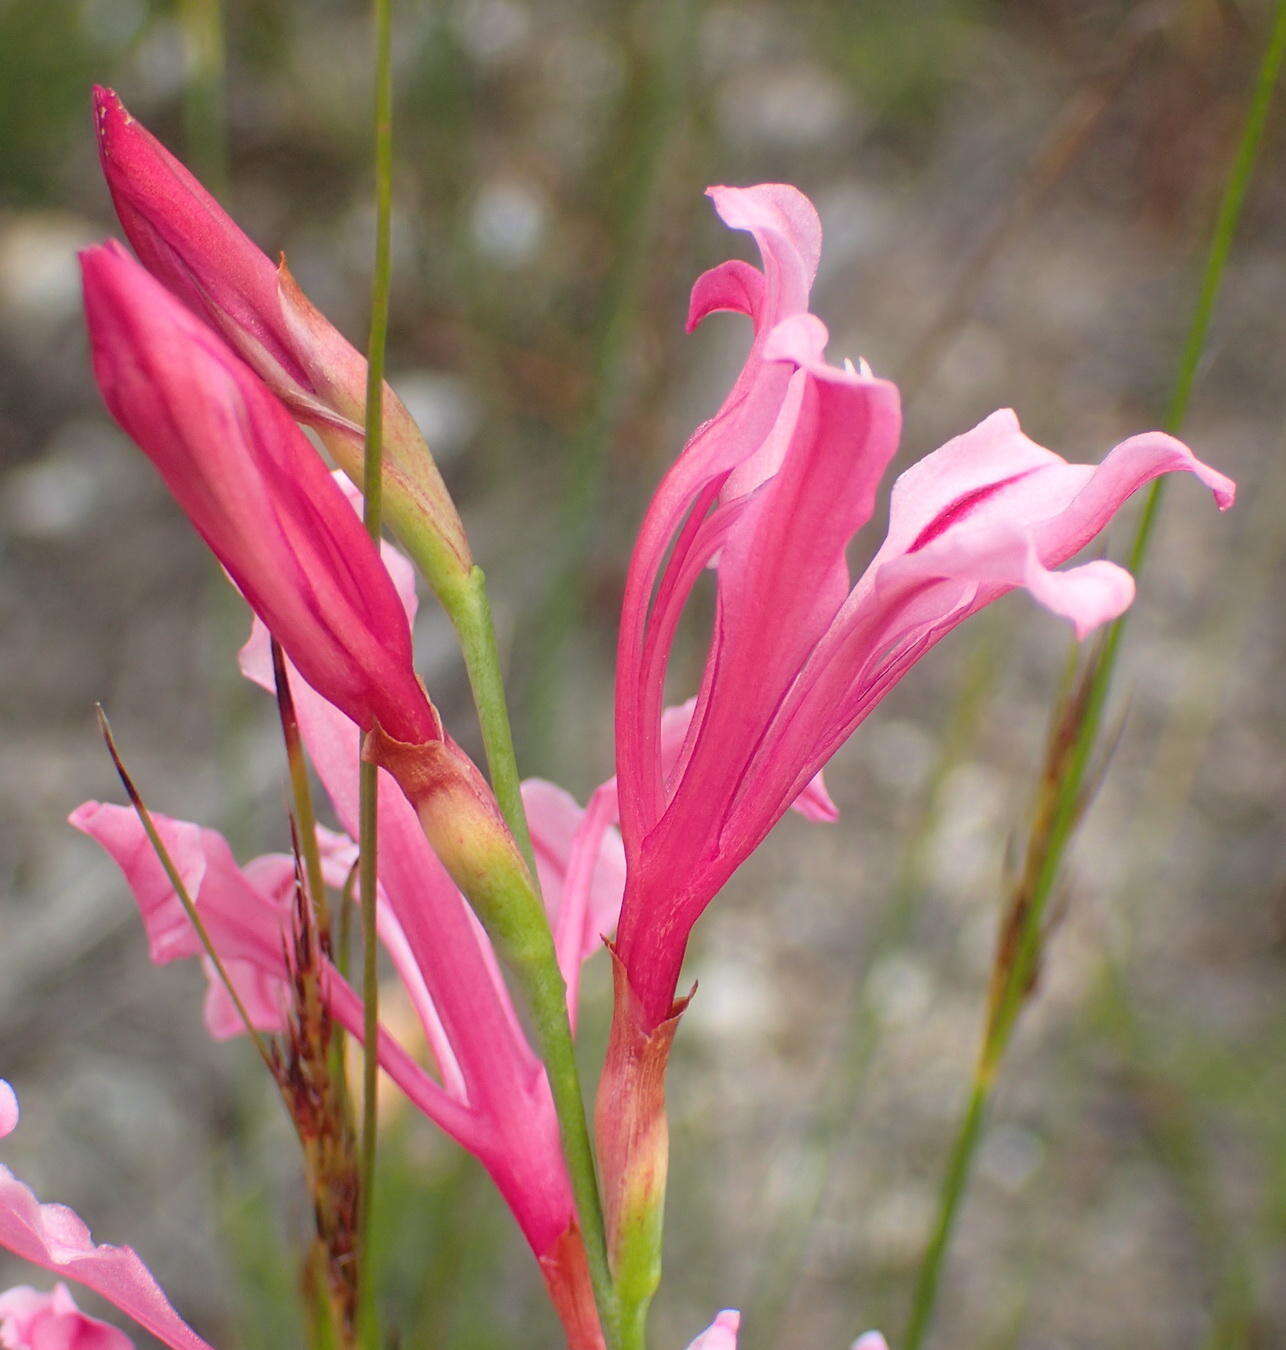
(1, 1, 1283, 1347)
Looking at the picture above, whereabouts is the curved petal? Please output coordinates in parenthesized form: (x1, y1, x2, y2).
(200, 957, 288, 1041)
(617, 350, 901, 1027)
(68, 803, 287, 973)
(617, 185, 826, 850)
(686, 260, 764, 333)
(871, 411, 1233, 574)
(707, 184, 821, 317)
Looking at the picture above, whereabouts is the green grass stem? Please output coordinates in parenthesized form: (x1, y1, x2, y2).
(901, 9, 1286, 1344)
(357, 0, 394, 1340)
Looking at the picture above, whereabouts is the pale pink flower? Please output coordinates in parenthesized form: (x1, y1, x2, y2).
(0, 1083, 213, 1350)
(684, 1309, 888, 1350)
(0, 1282, 134, 1350)
(613, 183, 1235, 1029)
(71, 481, 623, 1348)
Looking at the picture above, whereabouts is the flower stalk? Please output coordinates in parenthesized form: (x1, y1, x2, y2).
(445, 564, 538, 875)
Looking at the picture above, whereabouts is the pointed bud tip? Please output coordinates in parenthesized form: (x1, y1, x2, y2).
(92, 85, 132, 151)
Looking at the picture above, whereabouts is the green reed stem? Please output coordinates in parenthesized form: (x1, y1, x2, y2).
(357, 0, 394, 1340)
(993, 0, 1286, 1069)
(903, 1072, 991, 1350)
(903, 12, 1285, 1346)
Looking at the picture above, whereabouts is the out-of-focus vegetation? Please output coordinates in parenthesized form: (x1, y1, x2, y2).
(1, 2, 1283, 1348)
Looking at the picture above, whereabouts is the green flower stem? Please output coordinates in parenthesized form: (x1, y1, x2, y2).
(903, 11, 1285, 1346)
(357, 0, 394, 1342)
(445, 564, 538, 876)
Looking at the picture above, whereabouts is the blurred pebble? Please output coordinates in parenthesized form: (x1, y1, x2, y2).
(471, 178, 546, 266)
(865, 717, 936, 799)
(457, 0, 532, 66)
(865, 952, 933, 1029)
(978, 1121, 1044, 1194)
(0, 213, 101, 331)
(717, 63, 855, 150)
(388, 369, 480, 461)
(80, 0, 148, 52)
(700, 4, 779, 73)
(686, 954, 778, 1044)
(858, 1186, 936, 1266)
(2, 420, 127, 540)
(929, 761, 1007, 900)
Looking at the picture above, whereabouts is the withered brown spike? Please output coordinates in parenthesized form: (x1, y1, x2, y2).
(96, 705, 144, 807)
(271, 638, 302, 748)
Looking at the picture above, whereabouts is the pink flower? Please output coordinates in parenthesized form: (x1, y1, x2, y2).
(683, 1309, 889, 1350)
(71, 488, 624, 1350)
(92, 87, 469, 580)
(70, 788, 611, 1346)
(80, 241, 438, 746)
(686, 1310, 740, 1350)
(0, 1282, 134, 1350)
(0, 1083, 213, 1350)
(614, 183, 1235, 1029)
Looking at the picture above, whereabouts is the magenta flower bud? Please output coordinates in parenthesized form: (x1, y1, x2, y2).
(93, 86, 471, 592)
(80, 240, 440, 746)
